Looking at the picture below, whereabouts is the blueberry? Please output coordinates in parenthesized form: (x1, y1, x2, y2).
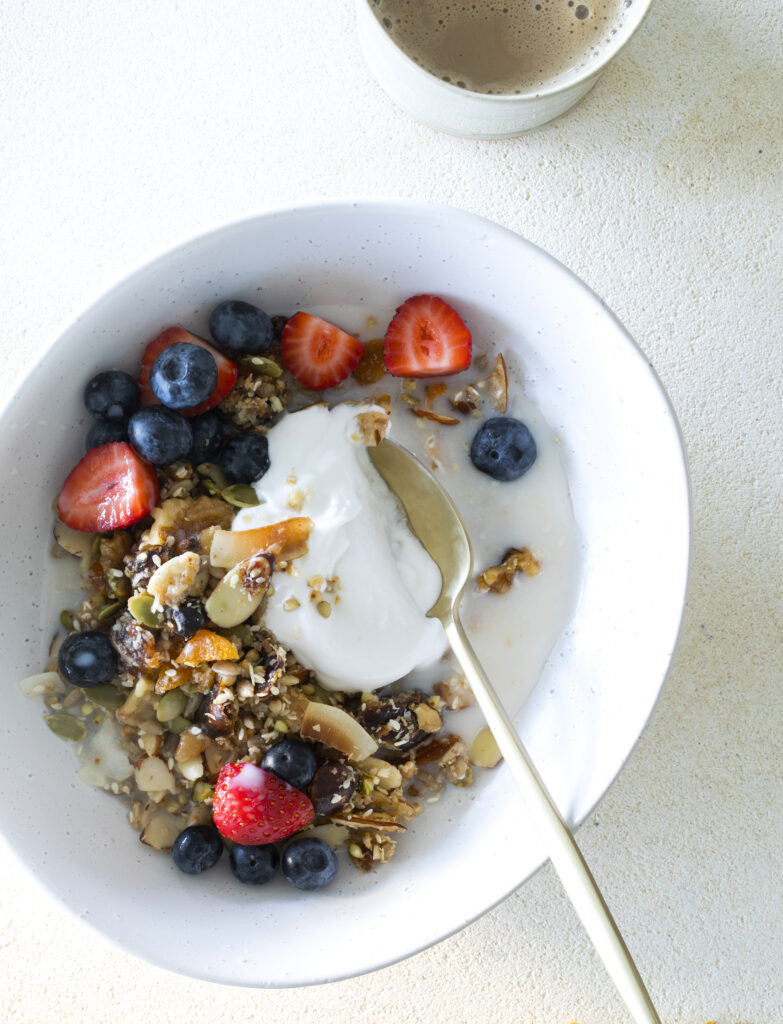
(469, 416, 537, 482)
(57, 630, 118, 688)
(188, 412, 224, 464)
(85, 420, 127, 450)
(128, 407, 193, 465)
(209, 300, 274, 356)
(282, 837, 338, 891)
(261, 738, 317, 790)
(84, 370, 138, 422)
(165, 598, 207, 640)
(229, 843, 280, 885)
(150, 342, 217, 410)
(220, 433, 270, 484)
(171, 825, 223, 875)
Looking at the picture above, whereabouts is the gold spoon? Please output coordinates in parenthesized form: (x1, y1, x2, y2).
(368, 438, 663, 1024)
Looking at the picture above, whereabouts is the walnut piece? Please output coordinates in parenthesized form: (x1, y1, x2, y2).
(477, 547, 540, 594)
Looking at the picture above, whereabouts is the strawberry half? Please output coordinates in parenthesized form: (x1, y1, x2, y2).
(139, 327, 238, 417)
(383, 294, 472, 378)
(281, 312, 364, 391)
(56, 442, 160, 533)
(212, 762, 314, 845)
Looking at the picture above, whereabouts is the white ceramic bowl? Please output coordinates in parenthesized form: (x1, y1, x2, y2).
(0, 201, 689, 986)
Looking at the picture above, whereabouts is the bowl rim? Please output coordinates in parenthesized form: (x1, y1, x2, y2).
(0, 198, 691, 986)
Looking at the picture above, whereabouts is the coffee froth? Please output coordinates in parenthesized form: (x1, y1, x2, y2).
(370, 0, 632, 94)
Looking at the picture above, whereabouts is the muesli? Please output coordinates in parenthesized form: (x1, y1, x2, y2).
(24, 294, 543, 890)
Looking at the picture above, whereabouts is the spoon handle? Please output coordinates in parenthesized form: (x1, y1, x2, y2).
(443, 616, 662, 1024)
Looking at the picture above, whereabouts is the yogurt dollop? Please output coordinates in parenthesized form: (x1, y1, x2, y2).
(232, 404, 447, 692)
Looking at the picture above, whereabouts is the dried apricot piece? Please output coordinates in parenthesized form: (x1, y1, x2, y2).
(175, 629, 239, 666)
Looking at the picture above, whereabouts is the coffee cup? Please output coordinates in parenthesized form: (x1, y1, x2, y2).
(356, 0, 653, 138)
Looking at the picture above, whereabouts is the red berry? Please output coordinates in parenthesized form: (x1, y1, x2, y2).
(383, 294, 472, 378)
(139, 327, 237, 417)
(212, 763, 314, 845)
(56, 442, 160, 533)
(281, 312, 364, 391)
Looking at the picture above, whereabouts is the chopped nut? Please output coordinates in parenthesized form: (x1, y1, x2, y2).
(412, 702, 442, 734)
(469, 726, 502, 769)
(301, 702, 377, 761)
(283, 597, 300, 611)
(147, 550, 202, 609)
(477, 547, 540, 594)
(410, 406, 460, 426)
(353, 407, 390, 446)
(449, 384, 481, 415)
(433, 677, 474, 711)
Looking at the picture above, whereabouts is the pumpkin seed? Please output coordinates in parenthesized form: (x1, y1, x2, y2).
(84, 684, 126, 711)
(97, 600, 123, 621)
(168, 716, 191, 734)
(105, 571, 131, 599)
(156, 688, 187, 723)
(200, 478, 222, 497)
(45, 713, 88, 742)
(221, 484, 260, 508)
(192, 780, 214, 803)
(196, 463, 229, 490)
(217, 623, 254, 648)
(245, 355, 282, 378)
(60, 610, 74, 630)
(128, 592, 165, 628)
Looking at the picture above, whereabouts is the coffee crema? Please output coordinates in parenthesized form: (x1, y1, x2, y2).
(370, 0, 632, 94)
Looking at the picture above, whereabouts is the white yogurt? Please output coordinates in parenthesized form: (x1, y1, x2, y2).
(232, 404, 447, 691)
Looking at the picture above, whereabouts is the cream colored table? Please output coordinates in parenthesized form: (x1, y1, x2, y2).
(0, 2, 779, 1022)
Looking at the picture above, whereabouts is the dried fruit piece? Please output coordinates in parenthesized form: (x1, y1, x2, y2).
(310, 761, 360, 816)
(300, 702, 378, 762)
(175, 629, 239, 666)
(209, 516, 313, 568)
(410, 406, 460, 426)
(352, 339, 387, 384)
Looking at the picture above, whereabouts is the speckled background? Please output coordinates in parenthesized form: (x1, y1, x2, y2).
(0, 1, 780, 1022)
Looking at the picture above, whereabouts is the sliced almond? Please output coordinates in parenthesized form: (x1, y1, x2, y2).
(17, 671, 65, 698)
(53, 521, 95, 558)
(178, 755, 205, 781)
(204, 552, 272, 628)
(147, 551, 202, 609)
(209, 517, 313, 568)
(300, 701, 377, 761)
(134, 756, 177, 794)
(469, 726, 503, 768)
(329, 811, 406, 833)
(482, 353, 508, 413)
(410, 407, 460, 426)
(140, 811, 185, 851)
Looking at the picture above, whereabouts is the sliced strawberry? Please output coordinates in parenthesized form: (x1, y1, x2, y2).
(383, 294, 472, 378)
(139, 327, 238, 417)
(56, 442, 159, 533)
(213, 762, 314, 845)
(281, 312, 364, 391)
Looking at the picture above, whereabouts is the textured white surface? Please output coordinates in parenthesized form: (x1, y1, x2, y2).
(0, 1, 780, 1022)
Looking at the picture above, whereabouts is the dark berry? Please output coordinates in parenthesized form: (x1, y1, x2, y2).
(165, 598, 207, 640)
(127, 407, 193, 465)
(220, 433, 270, 484)
(310, 761, 359, 817)
(469, 416, 537, 482)
(171, 825, 223, 875)
(188, 412, 224, 464)
(261, 738, 317, 790)
(229, 843, 280, 885)
(57, 630, 118, 688)
(209, 300, 274, 356)
(84, 370, 138, 422)
(282, 837, 338, 891)
(150, 342, 218, 410)
(85, 420, 127, 450)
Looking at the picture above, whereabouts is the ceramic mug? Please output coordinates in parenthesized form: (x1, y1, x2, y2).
(355, 0, 653, 138)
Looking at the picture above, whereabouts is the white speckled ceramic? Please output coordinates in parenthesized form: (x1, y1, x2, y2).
(0, 201, 689, 986)
(355, 0, 654, 138)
